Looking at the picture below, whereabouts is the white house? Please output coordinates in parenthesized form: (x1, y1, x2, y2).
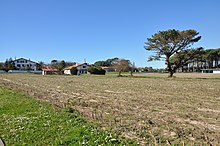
(13, 58, 39, 71)
(63, 63, 91, 75)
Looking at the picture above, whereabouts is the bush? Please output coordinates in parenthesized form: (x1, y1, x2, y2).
(70, 67, 78, 75)
(88, 67, 106, 75)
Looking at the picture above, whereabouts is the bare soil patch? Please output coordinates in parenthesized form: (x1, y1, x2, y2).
(0, 74, 220, 145)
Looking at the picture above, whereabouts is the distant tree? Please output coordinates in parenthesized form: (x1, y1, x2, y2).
(51, 60, 66, 74)
(65, 61, 76, 67)
(4, 58, 16, 71)
(37, 61, 45, 70)
(94, 58, 119, 67)
(94, 61, 106, 67)
(105, 57, 119, 66)
(209, 49, 220, 68)
(145, 29, 201, 77)
(51, 60, 58, 64)
(143, 67, 154, 72)
(57, 60, 65, 74)
(0, 63, 3, 70)
(113, 59, 132, 76)
(170, 47, 204, 72)
(60, 60, 66, 69)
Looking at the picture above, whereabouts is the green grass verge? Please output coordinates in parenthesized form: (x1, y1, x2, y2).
(0, 87, 137, 146)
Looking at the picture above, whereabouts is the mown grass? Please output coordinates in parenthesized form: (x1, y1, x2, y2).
(0, 87, 137, 146)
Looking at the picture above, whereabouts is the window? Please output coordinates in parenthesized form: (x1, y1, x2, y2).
(17, 64, 21, 67)
(83, 66, 86, 68)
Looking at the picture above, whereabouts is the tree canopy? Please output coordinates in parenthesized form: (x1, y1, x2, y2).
(170, 48, 220, 72)
(113, 59, 132, 76)
(144, 29, 202, 77)
(94, 58, 119, 67)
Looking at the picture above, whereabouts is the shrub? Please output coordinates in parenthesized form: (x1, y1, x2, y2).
(70, 67, 78, 75)
(88, 67, 106, 75)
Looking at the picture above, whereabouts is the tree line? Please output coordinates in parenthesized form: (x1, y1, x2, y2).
(171, 48, 220, 72)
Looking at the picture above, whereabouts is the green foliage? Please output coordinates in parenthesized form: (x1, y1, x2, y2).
(88, 67, 106, 75)
(145, 29, 201, 77)
(0, 87, 136, 145)
(70, 67, 78, 75)
(4, 58, 16, 71)
(170, 47, 204, 67)
(60, 60, 66, 69)
(51, 60, 66, 74)
(37, 61, 45, 70)
(94, 61, 107, 67)
(94, 58, 119, 67)
(170, 48, 220, 72)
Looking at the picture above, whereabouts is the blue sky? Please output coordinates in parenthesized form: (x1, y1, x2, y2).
(1, 0, 220, 68)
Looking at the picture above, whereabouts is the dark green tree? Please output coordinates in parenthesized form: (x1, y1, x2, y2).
(170, 47, 204, 72)
(4, 58, 16, 71)
(51, 60, 66, 74)
(94, 58, 119, 67)
(145, 29, 201, 77)
(94, 61, 106, 67)
(88, 67, 106, 75)
(70, 67, 78, 75)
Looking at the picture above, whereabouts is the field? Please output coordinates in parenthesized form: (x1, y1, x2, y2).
(0, 87, 135, 145)
(0, 73, 220, 145)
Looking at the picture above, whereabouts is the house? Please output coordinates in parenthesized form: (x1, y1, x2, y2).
(201, 68, 220, 74)
(63, 63, 91, 75)
(42, 66, 59, 75)
(13, 58, 39, 71)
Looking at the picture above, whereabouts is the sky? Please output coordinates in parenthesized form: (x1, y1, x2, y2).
(1, 0, 220, 68)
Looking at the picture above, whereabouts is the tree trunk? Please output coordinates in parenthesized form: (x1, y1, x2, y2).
(169, 71, 174, 77)
(118, 70, 122, 77)
(166, 55, 174, 77)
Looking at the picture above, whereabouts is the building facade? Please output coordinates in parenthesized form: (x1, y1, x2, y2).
(63, 63, 91, 75)
(13, 58, 38, 71)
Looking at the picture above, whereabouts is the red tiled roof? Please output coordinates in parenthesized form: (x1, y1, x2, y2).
(63, 64, 81, 70)
(63, 63, 92, 70)
(42, 66, 58, 71)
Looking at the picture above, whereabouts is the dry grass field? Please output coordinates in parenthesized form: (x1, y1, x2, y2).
(0, 73, 220, 145)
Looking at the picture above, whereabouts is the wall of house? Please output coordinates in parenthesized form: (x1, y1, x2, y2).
(76, 64, 89, 74)
(64, 70, 71, 75)
(14, 59, 37, 71)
